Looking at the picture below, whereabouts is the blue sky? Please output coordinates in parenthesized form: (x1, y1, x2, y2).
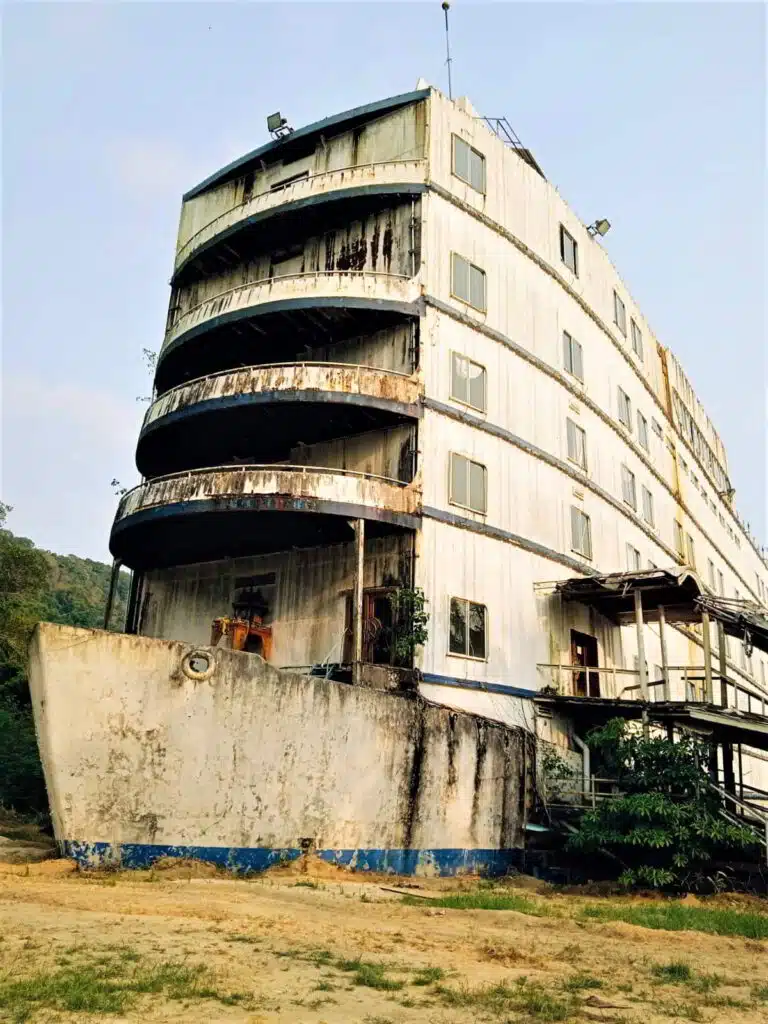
(2, 1, 765, 561)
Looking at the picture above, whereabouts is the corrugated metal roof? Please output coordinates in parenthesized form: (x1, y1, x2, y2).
(183, 88, 431, 201)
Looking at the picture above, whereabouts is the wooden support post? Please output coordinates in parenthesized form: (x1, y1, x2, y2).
(352, 519, 365, 684)
(702, 609, 713, 703)
(103, 558, 122, 631)
(717, 621, 729, 708)
(738, 743, 744, 804)
(634, 589, 649, 701)
(658, 605, 670, 701)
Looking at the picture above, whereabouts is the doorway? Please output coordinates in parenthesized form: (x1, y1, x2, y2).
(570, 629, 600, 697)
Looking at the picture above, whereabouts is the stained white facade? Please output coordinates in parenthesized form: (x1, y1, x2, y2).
(109, 84, 768, 789)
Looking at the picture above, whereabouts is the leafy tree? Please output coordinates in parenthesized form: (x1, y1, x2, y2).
(566, 718, 759, 890)
(387, 587, 430, 666)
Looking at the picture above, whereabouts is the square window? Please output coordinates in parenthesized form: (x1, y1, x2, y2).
(449, 597, 487, 659)
(617, 388, 633, 431)
(450, 353, 487, 412)
(630, 319, 644, 359)
(570, 506, 592, 559)
(566, 418, 587, 470)
(621, 464, 637, 510)
(641, 486, 654, 527)
(451, 253, 486, 311)
(452, 135, 486, 193)
(449, 452, 487, 514)
(563, 331, 584, 382)
(637, 412, 649, 451)
(560, 225, 578, 276)
(613, 291, 627, 336)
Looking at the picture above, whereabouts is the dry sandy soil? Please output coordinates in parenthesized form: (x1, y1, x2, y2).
(0, 857, 767, 1024)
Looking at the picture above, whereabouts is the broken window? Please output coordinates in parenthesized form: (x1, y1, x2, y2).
(451, 253, 486, 311)
(449, 453, 487, 514)
(617, 387, 633, 431)
(566, 418, 587, 470)
(452, 135, 486, 193)
(637, 411, 649, 451)
(614, 291, 627, 336)
(621, 464, 637, 510)
(451, 352, 487, 412)
(641, 486, 655, 527)
(626, 544, 641, 571)
(631, 318, 644, 360)
(560, 225, 579, 276)
(449, 597, 487, 659)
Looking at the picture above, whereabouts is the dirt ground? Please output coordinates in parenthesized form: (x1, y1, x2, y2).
(0, 857, 767, 1024)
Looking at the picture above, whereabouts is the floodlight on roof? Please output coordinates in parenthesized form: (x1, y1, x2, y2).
(587, 218, 611, 238)
(267, 112, 294, 139)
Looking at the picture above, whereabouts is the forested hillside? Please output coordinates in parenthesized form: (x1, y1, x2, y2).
(0, 502, 130, 812)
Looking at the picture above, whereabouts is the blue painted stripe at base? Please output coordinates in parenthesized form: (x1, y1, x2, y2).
(420, 672, 537, 699)
(61, 841, 523, 877)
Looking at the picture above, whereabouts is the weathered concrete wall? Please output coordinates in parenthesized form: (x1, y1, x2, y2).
(140, 534, 412, 666)
(29, 623, 532, 874)
(289, 423, 417, 482)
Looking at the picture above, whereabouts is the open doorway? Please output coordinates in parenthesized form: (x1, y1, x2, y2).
(570, 629, 600, 697)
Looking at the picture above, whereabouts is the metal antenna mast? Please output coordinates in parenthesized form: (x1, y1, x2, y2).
(442, 1, 453, 100)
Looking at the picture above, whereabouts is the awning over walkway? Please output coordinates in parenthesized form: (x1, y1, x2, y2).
(555, 567, 703, 625)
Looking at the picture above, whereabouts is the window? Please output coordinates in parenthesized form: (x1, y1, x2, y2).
(450, 353, 487, 412)
(626, 544, 641, 571)
(674, 520, 685, 557)
(652, 418, 663, 439)
(570, 506, 593, 559)
(452, 135, 486, 192)
(449, 597, 487, 659)
(621, 465, 637, 510)
(630, 318, 644, 359)
(686, 532, 696, 568)
(691, 472, 699, 491)
(270, 169, 310, 191)
(637, 411, 649, 451)
(451, 253, 486, 311)
(566, 418, 587, 470)
(560, 225, 578, 275)
(641, 486, 655, 527)
(708, 559, 716, 590)
(717, 570, 725, 596)
(563, 331, 584, 382)
(449, 453, 487, 514)
(613, 291, 627, 335)
(617, 388, 632, 431)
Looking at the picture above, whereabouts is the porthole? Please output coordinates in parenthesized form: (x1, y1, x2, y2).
(181, 649, 216, 681)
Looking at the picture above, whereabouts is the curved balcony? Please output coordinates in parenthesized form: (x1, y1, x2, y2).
(156, 271, 422, 393)
(110, 464, 421, 570)
(175, 160, 427, 277)
(137, 363, 422, 477)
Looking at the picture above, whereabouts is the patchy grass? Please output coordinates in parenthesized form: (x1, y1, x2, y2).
(435, 979, 576, 1020)
(292, 879, 319, 889)
(651, 961, 694, 984)
(336, 957, 404, 991)
(0, 951, 249, 1023)
(405, 891, 550, 915)
(579, 901, 768, 940)
(412, 965, 445, 986)
(562, 972, 603, 992)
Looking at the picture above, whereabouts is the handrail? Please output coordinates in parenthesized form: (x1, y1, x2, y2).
(176, 159, 427, 267)
(165, 270, 413, 346)
(117, 462, 413, 516)
(151, 360, 415, 404)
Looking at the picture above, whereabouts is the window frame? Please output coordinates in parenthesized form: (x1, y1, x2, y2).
(570, 506, 593, 560)
(448, 451, 488, 515)
(562, 331, 584, 382)
(613, 291, 627, 336)
(621, 464, 638, 511)
(674, 520, 686, 558)
(566, 417, 587, 470)
(637, 411, 649, 451)
(450, 351, 487, 413)
(617, 387, 633, 432)
(451, 134, 486, 194)
(451, 252, 487, 312)
(448, 595, 488, 661)
(641, 485, 655, 527)
(559, 225, 579, 276)
(630, 318, 644, 360)
(626, 543, 641, 571)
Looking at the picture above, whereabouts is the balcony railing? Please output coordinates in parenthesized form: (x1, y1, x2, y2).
(175, 159, 427, 272)
(115, 463, 421, 525)
(143, 361, 421, 430)
(162, 271, 419, 354)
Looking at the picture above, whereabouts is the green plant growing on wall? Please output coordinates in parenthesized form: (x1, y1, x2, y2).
(540, 744, 576, 802)
(566, 718, 759, 891)
(387, 587, 429, 667)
